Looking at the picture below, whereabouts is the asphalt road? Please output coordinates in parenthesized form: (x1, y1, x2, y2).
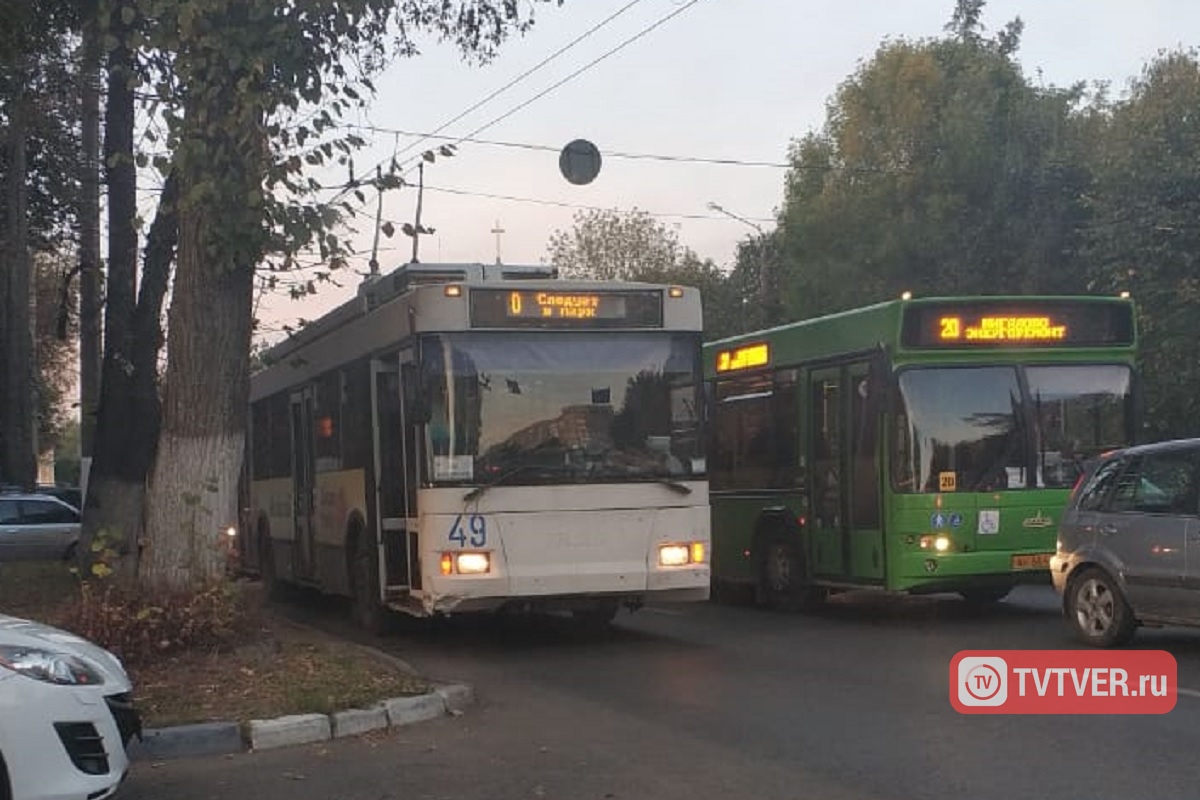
(122, 586, 1200, 800)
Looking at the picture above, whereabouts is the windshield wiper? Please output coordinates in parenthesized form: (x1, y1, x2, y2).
(655, 478, 692, 495)
(462, 464, 533, 503)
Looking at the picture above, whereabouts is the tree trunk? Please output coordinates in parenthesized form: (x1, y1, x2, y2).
(80, 11, 142, 576)
(141, 199, 253, 591)
(79, 15, 103, 463)
(1, 84, 37, 488)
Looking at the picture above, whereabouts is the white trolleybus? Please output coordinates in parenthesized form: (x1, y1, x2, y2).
(244, 262, 711, 631)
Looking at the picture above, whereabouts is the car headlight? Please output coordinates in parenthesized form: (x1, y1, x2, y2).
(0, 645, 106, 686)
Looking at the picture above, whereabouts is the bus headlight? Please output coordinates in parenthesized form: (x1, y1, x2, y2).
(440, 552, 491, 575)
(658, 542, 706, 567)
(918, 535, 952, 552)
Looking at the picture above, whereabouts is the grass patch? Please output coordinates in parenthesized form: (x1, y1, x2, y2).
(0, 560, 79, 620)
(0, 561, 430, 729)
(131, 620, 430, 728)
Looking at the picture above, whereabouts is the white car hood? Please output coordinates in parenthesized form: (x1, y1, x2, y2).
(0, 613, 131, 687)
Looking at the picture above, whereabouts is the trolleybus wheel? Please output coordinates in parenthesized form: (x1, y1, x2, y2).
(758, 533, 824, 612)
(350, 530, 390, 635)
(1065, 567, 1136, 648)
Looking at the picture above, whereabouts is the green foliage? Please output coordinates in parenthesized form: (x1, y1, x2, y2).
(108, 0, 565, 284)
(545, 207, 746, 339)
(56, 577, 256, 669)
(1082, 48, 1200, 439)
(776, 1, 1091, 323)
(59, 525, 254, 668)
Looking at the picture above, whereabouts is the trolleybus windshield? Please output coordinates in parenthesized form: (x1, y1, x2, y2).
(421, 331, 704, 486)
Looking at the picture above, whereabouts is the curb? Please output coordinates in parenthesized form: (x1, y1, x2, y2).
(127, 681, 474, 762)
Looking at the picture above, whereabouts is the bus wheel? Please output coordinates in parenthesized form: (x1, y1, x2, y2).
(758, 534, 823, 612)
(350, 533, 389, 635)
(1065, 567, 1136, 648)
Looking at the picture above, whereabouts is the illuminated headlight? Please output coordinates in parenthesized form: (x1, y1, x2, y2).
(658, 542, 706, 567)
(456, 552, 491, 574)
(0, 645, 105, 686)
(224, 525, 238, 538)
(439, 552, 491, 575)
(918, 535, 952, 552)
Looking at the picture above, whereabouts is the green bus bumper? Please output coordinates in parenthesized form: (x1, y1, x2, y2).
(891, 548, 1054, 593)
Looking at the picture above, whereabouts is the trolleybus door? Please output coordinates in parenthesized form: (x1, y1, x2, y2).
(371, 350, 420, 594)
(289, 387, 317, 582)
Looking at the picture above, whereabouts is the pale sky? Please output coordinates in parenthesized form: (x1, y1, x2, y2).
(251, 0, 1198, 345)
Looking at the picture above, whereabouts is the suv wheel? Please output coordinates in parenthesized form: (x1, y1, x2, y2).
(1066, 567, 1136, 647)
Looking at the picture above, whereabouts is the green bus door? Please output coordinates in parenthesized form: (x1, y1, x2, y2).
(808, 360, 885, 584)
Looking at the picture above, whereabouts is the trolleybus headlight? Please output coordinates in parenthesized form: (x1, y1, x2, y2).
(455, 552, 491, 574)
(658, 542, 706, 567)
(658, 544, 690, 567)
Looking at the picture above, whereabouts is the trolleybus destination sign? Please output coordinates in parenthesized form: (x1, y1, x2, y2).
(469, 288, 663, 328)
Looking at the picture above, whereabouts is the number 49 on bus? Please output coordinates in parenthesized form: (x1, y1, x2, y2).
(449, 514, 487, 547)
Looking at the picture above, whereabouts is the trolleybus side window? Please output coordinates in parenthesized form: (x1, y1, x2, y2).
(267, 392, 291, 478)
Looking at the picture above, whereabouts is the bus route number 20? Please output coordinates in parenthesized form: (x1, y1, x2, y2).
(448, 514, 487, 548)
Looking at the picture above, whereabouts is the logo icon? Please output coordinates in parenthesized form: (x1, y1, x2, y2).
(931, 512, 947, 529)
(1022, 510, 1053, 529)
(958, 656, 1008, 706)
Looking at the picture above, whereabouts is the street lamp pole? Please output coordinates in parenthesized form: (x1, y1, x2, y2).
(708, 201, 777, 325)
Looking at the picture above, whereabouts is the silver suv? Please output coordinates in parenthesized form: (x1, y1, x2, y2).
(0, 491, 81, 562)
(1052, 438, 1200, 646)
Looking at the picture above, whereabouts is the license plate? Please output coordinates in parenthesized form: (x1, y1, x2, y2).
(1011, 553, 1052, 570)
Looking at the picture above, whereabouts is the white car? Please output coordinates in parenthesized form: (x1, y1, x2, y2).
(0, 615, 140, 800)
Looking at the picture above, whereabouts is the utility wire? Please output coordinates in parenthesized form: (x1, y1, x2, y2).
(327, 0, 709, 206)
(407, 0, 709, 178)
(345, 124, 789, 169)
(385, 0, 650, 168)
(411, 183, 776, 223)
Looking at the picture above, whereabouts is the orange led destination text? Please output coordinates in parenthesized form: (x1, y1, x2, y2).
(939, 316, 1067, 342)
(510, 291, 603, 319)
(716, 343, 769, 372)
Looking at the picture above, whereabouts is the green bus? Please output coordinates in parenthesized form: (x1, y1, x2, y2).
(703, 294, 1139, 609)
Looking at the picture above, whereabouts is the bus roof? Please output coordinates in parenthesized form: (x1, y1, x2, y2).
(251, 260, 703, 402)
(703, 294, 1136, 378)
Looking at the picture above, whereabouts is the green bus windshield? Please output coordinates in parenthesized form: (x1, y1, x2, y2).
(892, 363, 1132, 494)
